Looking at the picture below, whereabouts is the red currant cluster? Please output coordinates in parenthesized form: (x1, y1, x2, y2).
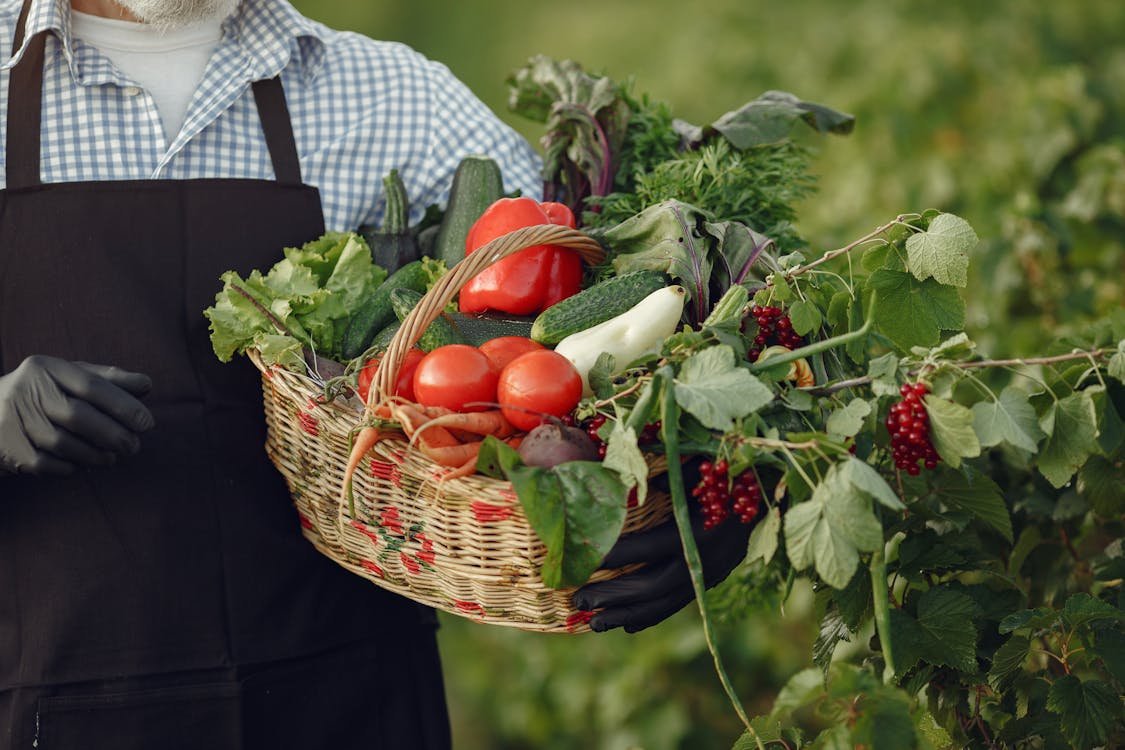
(691, 459, 763, 529)
(580, 414, 662, 460)
(746, 305, 803, 361)
(885, 382, 940, 475)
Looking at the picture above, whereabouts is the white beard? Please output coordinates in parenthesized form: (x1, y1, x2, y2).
(113, 0, 241, 30)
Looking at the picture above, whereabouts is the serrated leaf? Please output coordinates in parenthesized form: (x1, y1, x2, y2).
(833, 566, 873, 630)
(826, 398, 872, 440)
(988, 635, 1030, 692)
(999, 606, 1056, 634)
(674, 345, 774, 431)
(745, 505, 781, 565)
(773, 667, 825, 714)
(1046, 675, 1121, 750)
(1037, 391, 1099, 488)
(924, 395, 981, 469)
(1092, 629, 1125, 683)
(839, 457, 904, 510)
(789, 298, 822, 336)
(1080, 455, 1125, 516)
(852, 689, 918, 750)
(784, 473, 883, 589)
(868, 270, 965, 350)
(784, 388, 815, 411)
(890, 588, 980, 674)
(867, 352, 901, 397)
(930, 468, 1013, 542)
(1061, 593, 1123, 629)
(972, 386, 1046, 452)
(1108, 342, 1125, 382)
(904, 213, 976, 287)
(814, 609, 852, 677)
(603, 423, 649, 505)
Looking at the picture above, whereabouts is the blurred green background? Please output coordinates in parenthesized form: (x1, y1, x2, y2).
(290, 1, 1125, 747)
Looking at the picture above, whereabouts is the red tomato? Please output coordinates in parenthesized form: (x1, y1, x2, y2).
(413, 344, 499, 412)
(540, 201, 577, 228)
(478, 336, 546, 372)
(497, 350, 583, 431)
(357, 348, 425, 403)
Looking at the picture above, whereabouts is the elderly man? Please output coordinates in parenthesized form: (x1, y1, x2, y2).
(0, 0, 750, 745)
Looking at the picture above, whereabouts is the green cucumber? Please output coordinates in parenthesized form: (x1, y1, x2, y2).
(530, 270, 668, 344)
(433, 155, 505, 268)
(447, 312, 534, 347)
(389, 287, 466, 352)
(340, 259, 430, 360)
(367, 320, 402, 353)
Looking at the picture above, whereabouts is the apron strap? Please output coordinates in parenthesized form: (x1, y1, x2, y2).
(5, 1, 305, 189)
(6, 0, 45, 189)
(251, 77, 304, 185)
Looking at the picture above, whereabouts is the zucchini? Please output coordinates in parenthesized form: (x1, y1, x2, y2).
(389, 287, 466, 352)
(433, 155, 505, 268)
(530, 270, 668, 345)
(358, 169, 420, 273)
(447, 312, 534, 347)
(339, 259, 431, 360)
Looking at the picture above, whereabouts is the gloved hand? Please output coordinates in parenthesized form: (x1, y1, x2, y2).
(0, 355, 155, 477)
(572, 461, 760, 633)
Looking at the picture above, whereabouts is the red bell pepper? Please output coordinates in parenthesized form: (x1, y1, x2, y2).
(458, 197, 583, 316)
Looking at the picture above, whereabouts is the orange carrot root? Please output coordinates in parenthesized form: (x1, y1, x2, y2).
(339, 425, 380, 508)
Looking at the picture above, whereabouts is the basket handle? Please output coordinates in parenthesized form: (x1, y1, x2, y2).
(366, 224, 605, 410)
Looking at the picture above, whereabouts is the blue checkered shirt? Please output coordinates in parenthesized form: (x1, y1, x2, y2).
(0, 0, 543, 230)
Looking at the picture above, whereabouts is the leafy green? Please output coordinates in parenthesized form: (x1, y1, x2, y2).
(1046, 675, 1122, 750)
(204, 232, 386, 367)
(867, 270, 965, 350)
(929, 468, 1013, 542)
(972, 385, 1046, 452)
(903, 212, 977, 287)
(923, 394, 981, 469)
(478, 437, 627, 588)
(889, 587, 980, 674)
(673, 346, 774, 431)
(1037, 390, 1099, 487)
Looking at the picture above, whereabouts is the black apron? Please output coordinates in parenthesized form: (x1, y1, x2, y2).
(0, 4, 449, 748)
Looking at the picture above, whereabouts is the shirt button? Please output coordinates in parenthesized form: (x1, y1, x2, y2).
(123, 86, 141, 96)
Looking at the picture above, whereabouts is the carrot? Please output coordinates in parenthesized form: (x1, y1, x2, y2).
(424, 441, 485, 482)
(412, 410, 516, 439)
(340, 425, 380, 516)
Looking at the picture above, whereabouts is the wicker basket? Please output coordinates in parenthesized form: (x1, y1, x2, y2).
(251, 225, 673, 633)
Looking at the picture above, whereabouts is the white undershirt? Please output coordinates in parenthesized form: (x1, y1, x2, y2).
(70, 10, 224, 139)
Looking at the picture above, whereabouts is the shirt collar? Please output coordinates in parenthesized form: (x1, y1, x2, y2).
(3, 0, 327, 82)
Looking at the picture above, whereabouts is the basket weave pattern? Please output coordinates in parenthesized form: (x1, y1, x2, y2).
(252, 225, 674, 632)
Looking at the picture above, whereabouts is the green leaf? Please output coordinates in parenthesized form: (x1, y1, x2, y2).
(813, 609, 852, 677)
(924, 395, 981, 469)
(674, 345, 774, 431)
(1081, 454, 1125, 515)
(889, 587, 980, 674)
(788, 298, 823, 336)
(1061, 593, 1123, 629)
(745, 505, 781, 565)
(867, 270, 965, 350)
(603, 423, 650, 506)
(833, 567, 873, 630)
(773, 667, 825, 714)
(1092, 629, 1125, 684)
(1037, 391, 1099, 488)
(1108, 341, 1125, 382)
(972, 386, 1046, 453)
(784, 471, 883, 589)
(839, 456, 905, 510)
(852, 689, 919, 750)
(587, 352, 618, 400)
(867, 352, 901, 397)
(697, 89, 855, 149)
(508, 460, 628, 588)
(930, 468, 1013, 542)
(904, 213, 976, 287)
(1046, 675, 1121, 750)
(988, 635, 1030, 692)
(826, 398, 872, 440)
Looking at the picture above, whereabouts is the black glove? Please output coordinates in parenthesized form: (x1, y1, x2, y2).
(0, 355, 155, 477)
(572, 462, 756, 633)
